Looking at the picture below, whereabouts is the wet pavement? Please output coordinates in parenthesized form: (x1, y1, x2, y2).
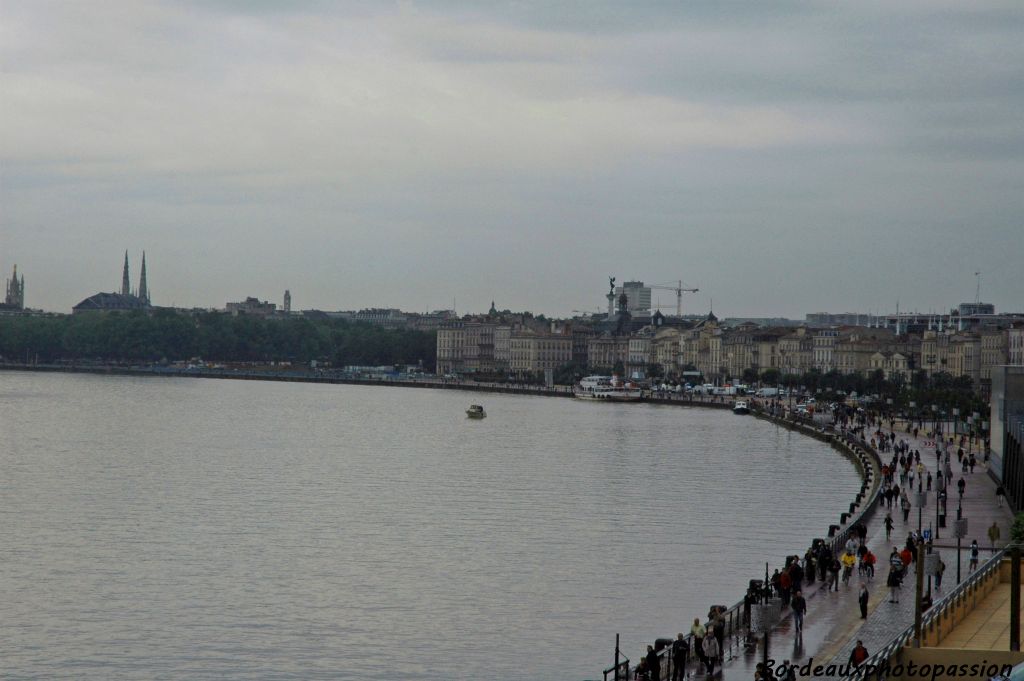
(688, 416, 1014, 681)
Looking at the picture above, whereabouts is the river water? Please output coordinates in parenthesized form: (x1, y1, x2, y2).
(0, 371, 859, 680)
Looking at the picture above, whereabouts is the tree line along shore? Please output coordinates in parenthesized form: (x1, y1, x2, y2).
(0, 310, 436, 370)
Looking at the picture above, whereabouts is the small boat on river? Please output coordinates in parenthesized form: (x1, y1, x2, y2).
(466, 404, 486, 419)
(732, 400, 750, 415)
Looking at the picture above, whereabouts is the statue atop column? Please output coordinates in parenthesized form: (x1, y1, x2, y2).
(608, 276, 616, 296)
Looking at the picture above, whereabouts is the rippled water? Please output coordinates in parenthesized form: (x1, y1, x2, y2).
(0, 371, 859, 680)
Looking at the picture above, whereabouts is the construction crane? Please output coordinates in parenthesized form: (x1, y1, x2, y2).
(650, 281, 699, 317)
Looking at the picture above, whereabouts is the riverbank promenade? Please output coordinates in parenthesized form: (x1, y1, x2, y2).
(689, 418, 1015, 681)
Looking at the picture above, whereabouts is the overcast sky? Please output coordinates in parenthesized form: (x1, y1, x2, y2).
(2, 1, 1022, 317)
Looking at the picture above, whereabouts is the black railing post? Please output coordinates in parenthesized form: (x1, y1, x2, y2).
(614, 633, 620, 680)
(1012, 547, 1020, 652)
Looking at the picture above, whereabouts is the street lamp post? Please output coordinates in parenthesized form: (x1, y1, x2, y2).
(956, 478, 966, 584)
(983, 421, 989, 461)
(917, 480, 926, 536)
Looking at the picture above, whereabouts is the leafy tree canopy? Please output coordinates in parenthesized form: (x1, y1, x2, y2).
(0, 312, 437, 370)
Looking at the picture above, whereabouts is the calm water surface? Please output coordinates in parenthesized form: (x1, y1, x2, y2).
(0, 372, 859, 680)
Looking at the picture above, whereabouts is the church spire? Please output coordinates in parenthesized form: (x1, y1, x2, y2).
(121, 250, 130, 296)
(139, 251, 149, 304)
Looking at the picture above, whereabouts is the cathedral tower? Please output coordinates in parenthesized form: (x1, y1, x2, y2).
(138, 251, 149, 304)
(4, 265, 25, 309)
(121, 251, 130, 296)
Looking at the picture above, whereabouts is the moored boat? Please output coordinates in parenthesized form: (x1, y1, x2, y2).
(573, 375, 643, 402)
(732, 400, 750, 415)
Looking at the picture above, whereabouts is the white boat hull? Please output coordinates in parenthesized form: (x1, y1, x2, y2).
(573, 390, 643, 401)
(574, 375, 642, 402)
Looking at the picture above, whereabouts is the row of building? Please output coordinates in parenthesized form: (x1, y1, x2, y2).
(437, 295, 1024, 393)
(65, 253, 464, 331)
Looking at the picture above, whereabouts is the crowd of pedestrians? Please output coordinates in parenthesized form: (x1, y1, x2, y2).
(631, 405, 997, 681)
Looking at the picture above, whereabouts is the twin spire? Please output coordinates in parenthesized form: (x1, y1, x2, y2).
(121, 250, 150, 304)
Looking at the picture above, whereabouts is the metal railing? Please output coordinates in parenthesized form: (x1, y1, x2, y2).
(603, 601, 754, 681)
(838, 548, 1008, 680)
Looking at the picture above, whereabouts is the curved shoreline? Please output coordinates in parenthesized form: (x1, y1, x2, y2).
(0, 362, 738, 407)
(1, 362, 881, 680)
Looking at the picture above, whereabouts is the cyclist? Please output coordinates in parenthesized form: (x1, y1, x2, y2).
(859, 549, 876, 579)
(841, 549, 857, 586)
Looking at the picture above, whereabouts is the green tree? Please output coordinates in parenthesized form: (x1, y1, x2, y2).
(1012, 513, 1024, 544)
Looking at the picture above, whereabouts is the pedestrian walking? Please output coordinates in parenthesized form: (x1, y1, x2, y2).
(884, 513, 894, 541)
(827, 554, 841, 592)
(901, 494, 911, 523)
(645, 644, 661, 681)
(791, 590, 807, 634)
(935, 556, 945, 591)
(887, 566, 902, 603)
(858, 583, 869, 619)
(989, 522, 1001, 554)
(712, 610, 725, 653)
(900, 544, 913, 567)
(671, 634, 688, 681)
(969, 540, 980, 572)
(926, 471, 932, 491)
(691, 618, 706, 672)
(702, 633, 719, 678)
(849, 640, 869, 668)
(790, 559, 804, 593)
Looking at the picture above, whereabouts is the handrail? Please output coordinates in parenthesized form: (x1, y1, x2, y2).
(837, 548, 1008, 680)
(602, 656, 629, 681)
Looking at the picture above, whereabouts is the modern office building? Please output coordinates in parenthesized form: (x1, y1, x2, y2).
(990, 365, 1024, 511)
(615, 281, 651, 315)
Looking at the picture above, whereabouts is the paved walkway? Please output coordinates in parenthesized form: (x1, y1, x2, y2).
(700, 416, 1014, 680)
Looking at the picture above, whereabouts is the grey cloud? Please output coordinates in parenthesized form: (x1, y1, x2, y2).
(1, 1, 1022, 316)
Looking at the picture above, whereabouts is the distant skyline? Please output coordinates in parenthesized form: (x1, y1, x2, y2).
(2, 2, 1023, 316)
